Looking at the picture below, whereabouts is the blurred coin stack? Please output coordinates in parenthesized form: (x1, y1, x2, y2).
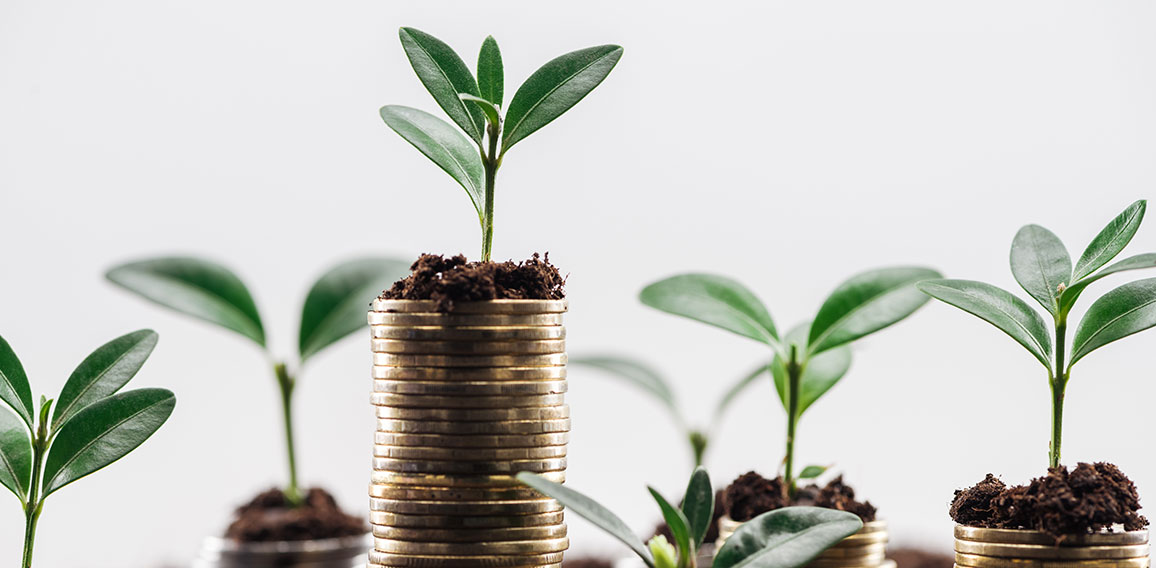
(367, 299, 569, 568)
(718, 518, 895, 568)
(955, 526, 1150, 568)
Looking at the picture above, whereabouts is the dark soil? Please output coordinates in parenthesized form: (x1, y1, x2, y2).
(224, 488, 366, 542)
(562, 558, 615, 568)
(654, 489, 727, 544)
(890, 548, 954, 568)
(380, 253, 565, 311)
(723, 471, 877, 522)
(949, 463, 1147, 538)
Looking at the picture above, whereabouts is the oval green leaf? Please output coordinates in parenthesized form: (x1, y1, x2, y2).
(299, 258, 411, 363)
(477, 36, 503, 107)
(0, 409, 32, 502)
(682, 466, 714, 548)
(516, 472, 654, 567)
(1070, 278, 1156, 366)
(571, 355, 680, 422)
(380, 105, 486, 221)
(1010, 225, 1072, 315)
(650, 486, 693, 562)
(798, 465, 828, 480)
(640, 274, 780, 349)
(714, 362, 772, 424)
(917, 279, 1053, 369)
(1073, 200, 1146, 282)
(106, 258, 265, 347)
(0, 335, 34, 427)
(53, 329, 158, 430)
(43, 388, 176, 496)
(714, 507, 863, 568)
(398, 27, 484, 144)
(501, 45, 623, 154)
(807, 267, 940, 356)
(773, 324, 852, 416)
(459, 93, 502, 129)
(1059, 253, 1156, 314)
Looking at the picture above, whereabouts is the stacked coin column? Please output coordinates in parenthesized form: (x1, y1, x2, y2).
(718, 519, 894, 568)
(367, 299, 569, 568)
(954, 526, 1150, 568)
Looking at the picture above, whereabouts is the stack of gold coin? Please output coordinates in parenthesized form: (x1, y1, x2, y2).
(367, 299, 569, 568)
(717, 517, 894, 568)
(954, 526, 1150, 568)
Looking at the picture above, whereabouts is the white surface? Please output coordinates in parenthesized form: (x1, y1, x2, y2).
(2, 1, 1155, 565)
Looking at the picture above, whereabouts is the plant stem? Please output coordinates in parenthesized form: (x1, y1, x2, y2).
(784, 345, 802, 495)
(481, 123, 500, 262)
(688, 431, 707, 468)
(22, 415, 49, 568)
(1049, 319, 1068, 470)
(274, 363, 301, 506)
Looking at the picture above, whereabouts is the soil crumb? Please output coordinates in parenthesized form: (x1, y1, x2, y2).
(949, 463, 1147, 538)
(225, 488, 366, 542)
(380, 253, 565, 311)
(890, 548, 954, 568)
(562, 558, 615, 568)
(654, 489, 727, 544)
(723, 471, 877, 522)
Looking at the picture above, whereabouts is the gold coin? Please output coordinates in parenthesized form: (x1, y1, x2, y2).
(368, 551, 563, 568)
(819, 543, 889, 558)
(372, 457, 567, 475)
(954, 554, 1151, 568)
(369, 510, 564, 529)
(806, 552, 887, 568)
(375, 405, 570, 422)
(372, 339, 566, 355)
(372, 352, 567, 368)
(373, 366, 567, 381)
(373, 537, 569, 556)
(373, 325, 566, 342)
(840, 531, 891, 545)
(373, 380, 568, 396)
(955, 526, 1149, 547)
(371, 299, 568, 314)
(954, 541, 1149, 560)
(368, 312, 564, 327)
(374, 444, 567, 461)
(375, 431, 569, 448)
(370, 470, 565, 488)
(370, 393, 566, 409)
(369, 497, 563, 516)
(369, 484, 545, 501)
(372, 523, 566, 542)
(376, 418, 570, 435)
(857, 520, 888, 534)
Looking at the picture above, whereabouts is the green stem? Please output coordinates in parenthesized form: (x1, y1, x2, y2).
(481, 123, 500, 262)
(688, 431, 707, 468)
(274, 363, 301, 505)
(1050, 319, 1068, 470)
(784, 345, 802, 495)
(23, 414, 49, 568)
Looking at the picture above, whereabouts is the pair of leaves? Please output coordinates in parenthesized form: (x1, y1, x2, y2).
(770, 324, 852, 418)
(107, 256, 409, 364)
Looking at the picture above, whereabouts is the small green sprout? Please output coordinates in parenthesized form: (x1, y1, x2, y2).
(517, 468, 862, 568)
(0, 330, 176, 568)
(917, 200, 1156, 469)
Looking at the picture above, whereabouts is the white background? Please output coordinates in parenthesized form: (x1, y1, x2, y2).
(2, 1, 1155, 565)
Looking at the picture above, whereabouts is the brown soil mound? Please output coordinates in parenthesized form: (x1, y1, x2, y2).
(380, 253, 565, 311)
(723, 471, 877, 522)
(224, 488, 366, 542)
(949, 463, 1147, 537)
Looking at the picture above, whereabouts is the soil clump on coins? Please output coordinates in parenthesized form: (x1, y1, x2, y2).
(225, 488, 366, 542)
(890, 548, 954, 568)
(723, 471, 877, 522)
(949, 463, 1147, 538)
(380, 253, 565, 311)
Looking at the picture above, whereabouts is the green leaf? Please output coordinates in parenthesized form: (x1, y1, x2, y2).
(714, 362, 772, 423)
(53, 329, 158, 430)
(772, 324, 852, 416)
(807, 267, 940, 356)
(650, 486, 693, 563)
(299, 258, 411, 363)
(1059, 253, 1156, 314)
(649, 536, 679, 568)
(106, 258, 266, 347)
(0, 409, 32, 502)
(42, 388, 176, 496)
(1070, 278, 1156, 366)
(477, 36, 504, 107)
(640, 274, 780, 349)
(798, 465, 828, 480)
(380, 105, 486, 221)
(714, 507, 863, 568)
(459, 93, 502, 129)
(1010, 225, 1072, 315)
(681, 466, 714, 549)
(0, 335, 34, 428)
(501, 45, 623, 154)
(398, 27, 484, 144)
(1073, 200, 1147, 282)
(516, 472, 654, 568)
(917, 279, 1053, 370)
(571, 356, 680, 422)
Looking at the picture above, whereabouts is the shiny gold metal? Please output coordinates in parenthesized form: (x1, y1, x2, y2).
(372, 366, 566, 381)
(372, 457, 567, 475)
(368, 563, 560, 568)
(368, 483, 544, 501)
(370, 392, 567, 409)
(954, 526, 1150, 547)
(374, 431, 569, 448)
(953, 554, 1151, 568)
(372, 299, 568, 314)
(368, 312, 564, 326)
(954, 541, 1149, 560)
(375, 418, 570, 435)
(368, 551, 563, 568)
(369, 497, 563, 515)
(372, 352, 567, 368)
(372, 537, 569, 555)
(373, 444, 568, 461)
(372, 338, 566, 355)
(371, 523, 567, 542)
(368, 510, 565, 529)
(370, 470, 565, 488)
(374, 405, 570, 422)
(371, 325, 566, 342)
(372, 380, 567, 396)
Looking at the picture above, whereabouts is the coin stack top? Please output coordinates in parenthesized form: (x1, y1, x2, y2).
(954, 525, 1151, 568)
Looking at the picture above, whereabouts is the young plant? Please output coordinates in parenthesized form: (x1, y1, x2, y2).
(518, 468, 862, 568)
(106, 256, 408, 505)
(917, 200, 1156, 469)
(0, 330, 176, 568)
(573, 355, 771, 468)
(380, 28, 623, 261)
(640, 267, 940, 494)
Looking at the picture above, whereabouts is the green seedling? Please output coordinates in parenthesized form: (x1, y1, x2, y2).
(640, 267, 940, 494)
(380, 28, 623, 261)
(0, 330, 176, 568)
(106, 256, 408, 505)
(518, 468, 862, 568)
(918, 200, 1156, 469)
